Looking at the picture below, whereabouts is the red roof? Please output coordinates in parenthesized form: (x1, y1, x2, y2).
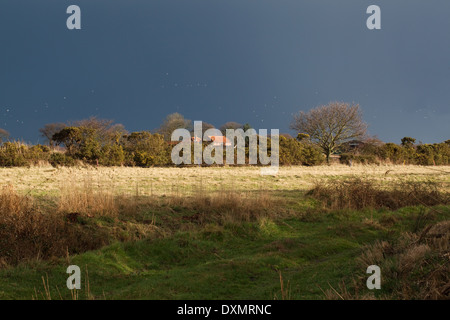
(208, 136, 232, 146)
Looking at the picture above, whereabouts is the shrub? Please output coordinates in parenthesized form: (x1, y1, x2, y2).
(0, 142, 28, 167)
(99, 145, 125, 166)
(0, 185, 108, 266)
(278, 136, 324, 166)
(326, 219, 450, 300)
(49, 153, 76, 167)
(300, 144, 324, 166)
(308, 178, 449, 210)
(355, 139, 450, 166)
(0, 142, 51, 167)
(380, 143, 407, 164)
(415, 143, 450, 165)
(27, 144, 51, 165)
(340, 153, 378, 165)
(279, 136, 304, 165)
(124, 131, 171, 167)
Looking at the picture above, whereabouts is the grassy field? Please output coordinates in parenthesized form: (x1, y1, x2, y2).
(2, 164, 449, 196)
(0, 164, 449, 300)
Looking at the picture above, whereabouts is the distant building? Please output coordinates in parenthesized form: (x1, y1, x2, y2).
(340, 140, 366, 153)
(169, 136, 232, 146)
(207, 135, 232, 147)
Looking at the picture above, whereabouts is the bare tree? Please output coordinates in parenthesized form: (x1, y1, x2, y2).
(290, 102, 367, 163)
(199, 122, 215, 136)
(71, 117, 127, 145)
(157, 113, 192, 141)
(280, 133, 294, 139)
(39, 123, 66, 146)
(219, 122, 243, 135)
(0, 128, 9, 143)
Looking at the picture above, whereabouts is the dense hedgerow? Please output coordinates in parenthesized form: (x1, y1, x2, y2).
(0, 118, 448, 169)
(339, 139, 450, 165)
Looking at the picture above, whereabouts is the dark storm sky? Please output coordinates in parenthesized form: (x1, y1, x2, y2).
(0, 0, 449, 144)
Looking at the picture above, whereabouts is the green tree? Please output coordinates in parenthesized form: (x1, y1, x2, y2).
(39, 123, 66, 146)
(52, 118, 127, 164)
(243, 123, 252, 132)
(401, 137, 416, 148)
(52, 127, 83, 156)
(296, 133, 310, 142)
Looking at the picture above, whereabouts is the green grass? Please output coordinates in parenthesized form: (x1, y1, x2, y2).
(1, 204, 448, 300)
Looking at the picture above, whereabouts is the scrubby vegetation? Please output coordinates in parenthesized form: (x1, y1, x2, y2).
(0, 110, 448, 168)
(0, 107, 448, 300)
(0, 168, 448, 300)
(325, 218, 450, 300)
(308, 178, 449, 210)
(1, 129, 448, 169)
(339, 138, 450, 166)
(0, 142, 51, 167)
(0, 118, 327, 167)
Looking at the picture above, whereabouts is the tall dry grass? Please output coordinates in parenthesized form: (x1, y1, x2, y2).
(308, 178, 449, 210)
(0, 185, 112, 267)
(58, 183, 118, 217)
(165, 190, 280, 224)
(0, 178, 283, 267)
(325, 219, 450, 300)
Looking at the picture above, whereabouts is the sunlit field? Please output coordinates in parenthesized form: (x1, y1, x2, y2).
(2, 164, 449, 196)
(0, 164, 449, 300)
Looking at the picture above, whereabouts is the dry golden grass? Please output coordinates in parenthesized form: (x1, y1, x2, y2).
(308, 178, 449, 210)
(0, 175, 283, 266)
(58, 182, 118, 217)
(1, 164, 449, 198)
(166, 189, 281, 225)
(0, 185, 111, 266)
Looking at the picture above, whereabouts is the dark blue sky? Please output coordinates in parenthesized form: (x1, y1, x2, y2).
(1, 0, 449, 144)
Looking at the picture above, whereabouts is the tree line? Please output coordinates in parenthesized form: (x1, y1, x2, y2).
(0, 102, 448, 167)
